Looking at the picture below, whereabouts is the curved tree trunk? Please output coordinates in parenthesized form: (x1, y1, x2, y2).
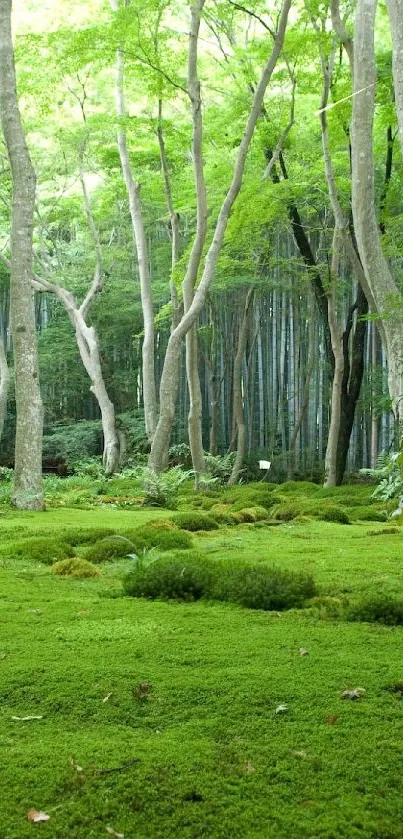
(0, 0, 44, 509)
(149, 0, 291, 472)
(351, 0, 403, 422)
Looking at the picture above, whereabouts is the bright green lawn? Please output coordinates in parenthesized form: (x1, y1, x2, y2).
(0, 507, 403, 838)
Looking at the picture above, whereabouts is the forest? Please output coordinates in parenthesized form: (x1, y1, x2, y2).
(1, 1, 403, 837)
(0, 0, 402, 507)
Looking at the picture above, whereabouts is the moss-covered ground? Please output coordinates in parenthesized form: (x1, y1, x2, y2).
(1, 496, 403, 838)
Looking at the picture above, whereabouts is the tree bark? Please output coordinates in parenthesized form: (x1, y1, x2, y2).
(351, 0, 403, 421)
(228, 287, 254, 485)
(149, 0, 291, 471)
(0, 0, 44, 509)
(0, 330, 10, 444)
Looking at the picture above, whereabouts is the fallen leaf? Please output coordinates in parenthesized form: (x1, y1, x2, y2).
(299, 648, 309, 656)
(326, 715, 339, 725)
(106, 826, 124, 838)
(102, 693, 113, 703)
(28, 609, 43, 614)
(11, 715, 43, 722)
(0, 652, 8, 660)
(27, 810, 50, 823)
(275, 704, 288, 714)
(132, 681, 151, 701)
(341, 688, 366, 700)
(69, 756, 84, 773)
(293, 750, 308, 759)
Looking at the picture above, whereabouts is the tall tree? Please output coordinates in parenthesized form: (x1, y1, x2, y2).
(0, 0, 44, 508)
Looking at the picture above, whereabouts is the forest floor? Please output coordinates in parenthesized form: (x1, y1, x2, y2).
(1, 501, 403, 838)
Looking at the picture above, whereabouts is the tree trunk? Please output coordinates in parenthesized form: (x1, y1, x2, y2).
(228, 288, 254, 485)
(352, 0, 403, 422)
(110, 0, 157, 441)
(0, 0, 44, 509)
(149, 0, 291, 472)
(0, 330, 10, 444)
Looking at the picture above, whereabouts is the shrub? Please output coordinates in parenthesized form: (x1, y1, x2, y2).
(62, 528, 115, 546)
(123, 552, 214, 601)
(129, 524, 193, 551)
(347, 595, 403, 626)
(270, 503, 303, 522)
(318, 506, 350, 524)
(141, 466, 194, 508)
(236, 506, 268, 523)
(279, 481, 319, 494)
(348, 507, 388, 522)
(172, 512, 219, 532)
(52, 557, 101, 578)
(212, 564, 317, 611)
(6, 537, 74, 565)
(86, 536, 138, 563)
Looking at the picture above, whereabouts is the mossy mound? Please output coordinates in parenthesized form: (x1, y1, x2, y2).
(6, 537, 74, 565)
(317, 506, 350, 524)
(52, 557, 101, 578)
(348, 507, 388, 522)
(128, 524, 193, 551)
(62, 528, 115, 546)
(172, 512, 220, 532)
(235, 506, 268, 523)
(220, 486, 276, 511)
(278, 481, 319, 495)
(85, 536, 138, 563)
(270, 503, 304, 522)
(123, 551, 213, 602)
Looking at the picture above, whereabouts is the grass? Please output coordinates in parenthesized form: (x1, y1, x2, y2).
(0, 496, 403, 837)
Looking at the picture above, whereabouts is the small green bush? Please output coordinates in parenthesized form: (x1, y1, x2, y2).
(6, 537, 74, 565)
(123, 552, 214, 601)
(172, 512, 219, 532)
(347, 595, 403, 626)
(270, 503, 303, 522)
(129, 524, 193, 551)
(348, 507, 388, 522)
(279, 481, 319, 494)
(318, 506, 350, 524)
(52, 557, 101, 578)
(86, 536, 138, 563)
(62, 528, 115, 546)
(236, 506, 268, 523)
(212, 563, 317, 611)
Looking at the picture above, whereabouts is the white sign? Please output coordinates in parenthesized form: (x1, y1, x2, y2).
(259, 460, 271, 470)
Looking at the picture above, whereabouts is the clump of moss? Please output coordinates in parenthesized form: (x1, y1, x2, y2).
(129, 524, 193, 551)
(86, 535, 138, 563)
(348, 507, 388, 522)
(123, 551, 214, 602)
(270, 503, 303, 522)
(346, 595, 403, 626)
(211, 563, 317, 611)
(278, 481, 319, 495)
(52, 557, 101, 578)
(367, 527, 400, 536)
(235, 506, 268, 523)
(7, 537, 74, 565)
(62, 528, 115, 546)
(172, 512, 220, 532)
(318, 506, 350, 525)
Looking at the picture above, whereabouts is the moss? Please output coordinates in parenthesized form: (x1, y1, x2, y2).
(85, 535, 138, 563)
(235, 506, 268, 523)
(61, 527, 115, 545)
(6, 537, 74, 565)
(318, 506, 350, 525)
(278, 481, 319, 494)
(270, 503, 304, 522)
(348, 506, 388, 522)
(172, 512, 220, 532)
(52, 557, 101, 578)
(129, 524, 193, 551)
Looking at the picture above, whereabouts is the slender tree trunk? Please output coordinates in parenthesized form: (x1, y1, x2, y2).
(0, 330, 10, 443)
(0, 0, 44, 509)
(228, 288, 254, 485)
(149, 0, 291, 472)
(110, 0, 157, 441)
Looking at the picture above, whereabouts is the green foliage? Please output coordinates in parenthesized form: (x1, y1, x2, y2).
(128, 524, 193, 551)
(348, 507, 388, 522)
(42, 422, 103, 471)
(211, 564, 317, 612)
(61, 527, 115, 545)
(73, 457, 105, 479)
(347, 595, 403, 626)
(172, 512, 220, 532)
(317, 506, 350, 525)
(235, 506, 268, 522)
(6, 537, 74, 565)
(203, 452, 236, 482)
(140, 467, 194, 508)
(361, 450, 403, 502)
(85, 535, 137, 563)
(52, 557, 101, 578)
(123, 552, 214, 602)
(270, 502, 303, 522)
(0, 467, 13, 482)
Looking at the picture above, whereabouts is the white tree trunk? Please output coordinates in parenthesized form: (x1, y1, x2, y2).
(110, 0, 157, 442)
(0, 0, 44, 509)
(351, 0, 403, 422)
(149, 0, 292, 471)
